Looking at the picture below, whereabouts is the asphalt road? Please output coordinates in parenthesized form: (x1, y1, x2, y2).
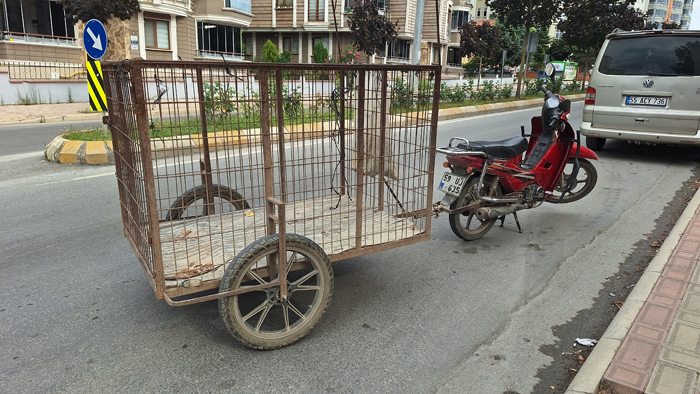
(0, 120, 103, 158)
(1, 102, 698, 394)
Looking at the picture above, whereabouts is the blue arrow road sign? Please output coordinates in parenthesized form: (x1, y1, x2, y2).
(83, 19, 107, 60)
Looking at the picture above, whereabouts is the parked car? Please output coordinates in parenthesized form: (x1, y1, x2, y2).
(581, 29, 700, 150)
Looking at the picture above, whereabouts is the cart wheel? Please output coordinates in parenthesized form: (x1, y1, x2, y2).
(165, 184, 250, 221)
(218, 234, 333, 350)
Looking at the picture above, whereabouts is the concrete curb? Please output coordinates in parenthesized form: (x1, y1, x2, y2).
(565, 189, 700, 393)
(43, 94, 584, 165)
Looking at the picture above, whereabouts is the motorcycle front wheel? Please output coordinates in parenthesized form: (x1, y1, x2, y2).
(548, 159, 598, 204)
(448, 176, 502, 241)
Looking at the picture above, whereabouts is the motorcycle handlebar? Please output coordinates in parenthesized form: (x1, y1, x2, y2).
(540, 86, 549, 94)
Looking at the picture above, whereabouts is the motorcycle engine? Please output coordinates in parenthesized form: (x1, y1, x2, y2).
(523, 184, 545, 202)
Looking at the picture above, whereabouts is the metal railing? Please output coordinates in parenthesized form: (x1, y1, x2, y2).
(0, 61, 85, 81)
(0, 31, 78, 46)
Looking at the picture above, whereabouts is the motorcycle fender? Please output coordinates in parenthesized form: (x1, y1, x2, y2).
(440, 193, 459, 207)
(569, 143, 599, 161)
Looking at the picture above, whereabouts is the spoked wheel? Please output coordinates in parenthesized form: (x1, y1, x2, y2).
(448, 176, 502, 241)
(165, 184, 250, 221)
(548, 159, 598, 204)
(218, 234, 333, 350)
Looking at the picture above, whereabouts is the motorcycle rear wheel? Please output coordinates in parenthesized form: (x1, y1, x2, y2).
(548, 159, 598, 204)
(448, 176, 502, 241)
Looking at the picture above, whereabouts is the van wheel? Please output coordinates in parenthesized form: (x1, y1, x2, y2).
(585, 136, 606, 151)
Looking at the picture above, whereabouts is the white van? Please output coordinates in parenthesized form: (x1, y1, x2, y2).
(581, 30, 700, 150)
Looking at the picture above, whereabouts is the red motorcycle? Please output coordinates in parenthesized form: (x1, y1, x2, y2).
(434, 82, 599, 241)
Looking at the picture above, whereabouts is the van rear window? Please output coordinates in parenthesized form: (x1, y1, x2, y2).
(598, 36, 700, 76)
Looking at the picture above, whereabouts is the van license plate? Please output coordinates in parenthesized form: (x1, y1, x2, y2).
(438, 172, 468, 197)
(626, 96, 667, 106)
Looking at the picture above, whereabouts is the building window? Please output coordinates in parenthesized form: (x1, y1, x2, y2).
(387, 39, 410, 60)
(447, 47, 461, 67)
(345, 0, 387, 12)
(476, 8, 481, 17)
(225, 0, 252, 13)
(145, 18, 170, 50)
(277, 0, 293, 7)
(309, 0, 325, 21)
(283, 37, 299, 53)
(451, 10, 470, 28)
(243, 36, 253, 54)
(197, 22, 242, 57)
(0, 0, 75, 42)
(484, 8, 488, 19)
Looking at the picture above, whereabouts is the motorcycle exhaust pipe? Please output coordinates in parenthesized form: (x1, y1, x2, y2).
(476, 204, 527, 220)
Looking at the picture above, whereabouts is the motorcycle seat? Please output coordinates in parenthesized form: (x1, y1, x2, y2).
(457, 136, 529, 159)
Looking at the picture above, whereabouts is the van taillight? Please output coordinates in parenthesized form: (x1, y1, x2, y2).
(585, 87, 596, 105)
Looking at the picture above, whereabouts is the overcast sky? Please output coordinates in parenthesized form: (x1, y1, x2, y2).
(692, 5, 700, 29)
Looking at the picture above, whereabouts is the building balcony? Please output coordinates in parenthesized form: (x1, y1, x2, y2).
(196, 49, 245, 62)
(0, 31, 78, 46)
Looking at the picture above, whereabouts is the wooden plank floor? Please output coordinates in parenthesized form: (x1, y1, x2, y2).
(158, 195, 423, 288)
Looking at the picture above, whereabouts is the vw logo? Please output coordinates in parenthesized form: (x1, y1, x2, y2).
(643, 79, 654, 88)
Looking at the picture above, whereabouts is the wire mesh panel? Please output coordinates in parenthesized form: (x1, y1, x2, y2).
(103, 60, 440, 301)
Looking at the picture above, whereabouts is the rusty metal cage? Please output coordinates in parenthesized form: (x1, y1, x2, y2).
(102, 59, 439, 347)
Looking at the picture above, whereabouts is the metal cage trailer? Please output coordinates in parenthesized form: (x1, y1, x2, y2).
(102, 59, 440, 349)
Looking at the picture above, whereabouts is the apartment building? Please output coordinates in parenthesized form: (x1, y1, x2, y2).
(0, 0, 470, 75)
(635, 0, 694, 28)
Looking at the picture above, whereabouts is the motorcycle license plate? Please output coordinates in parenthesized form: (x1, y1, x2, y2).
(438, 172, 468, 196)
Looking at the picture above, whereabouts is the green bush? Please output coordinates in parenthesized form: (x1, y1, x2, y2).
(471, 80, 497, 101)
(278, 50, 292, 63)
(262, 40, 279, 63)
(313, 41, 329, 63)
(390, 77, 415, 110)
(523, 78, 547, 96)
(497, 83, 513, 99)
(203, 82, 238, 120)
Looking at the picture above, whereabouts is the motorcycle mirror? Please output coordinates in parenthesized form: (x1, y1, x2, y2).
(544, 62, 555, 78)
(559, 99, 571, 112)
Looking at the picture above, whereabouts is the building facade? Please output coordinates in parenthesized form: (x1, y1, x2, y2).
(0, 0, 472, 75)
(635, 0, 694, 28)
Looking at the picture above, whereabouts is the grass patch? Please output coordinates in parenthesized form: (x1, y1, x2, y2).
(63, 128, 111, 141)
(61, 89, 586, 142)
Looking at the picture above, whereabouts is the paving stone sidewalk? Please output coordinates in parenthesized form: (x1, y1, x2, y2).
(0, 102, 101, 125)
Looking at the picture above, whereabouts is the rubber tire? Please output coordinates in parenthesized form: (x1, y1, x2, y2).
(448, 176, 502, 241)
(165, 184, 250, 221)
(548, 159, 598, 204)
(218, 234, 333, 350)
(585, 136, 606, 151)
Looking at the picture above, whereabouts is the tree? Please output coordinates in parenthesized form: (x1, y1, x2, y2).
(643, 21, 682, 30)
(459, 21, 502, 88)
(61, 0, 140, 23)
(487, 0, 562, 98)
(548, 38, 574, 62)
(349, 0, 398, 58)
(558, 0, 645, 88)
(497, 22, 526, 66)
(313, 41, 329, 63)
(61, 0, 141, 61)
(262, 40, 280, 63)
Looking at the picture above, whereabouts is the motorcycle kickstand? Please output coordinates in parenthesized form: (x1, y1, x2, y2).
(513, 212, 523, 233)
(498, 213, 523, 233)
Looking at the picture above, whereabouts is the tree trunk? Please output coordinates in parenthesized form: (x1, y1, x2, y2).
(515, 28, 530, 99)
(477, 56, 482, 90)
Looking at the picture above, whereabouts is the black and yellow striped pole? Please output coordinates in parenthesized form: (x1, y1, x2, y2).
(86, 55, 107, 112)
